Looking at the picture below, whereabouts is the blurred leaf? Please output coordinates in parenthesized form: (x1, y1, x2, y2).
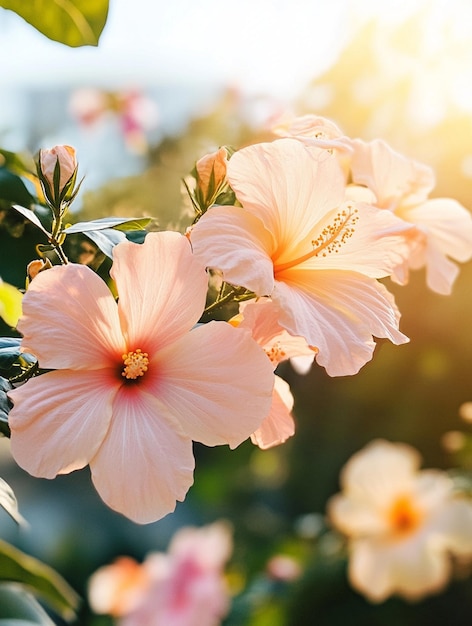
(0, 540, 80, 621)
(10, 206, 50, 238)
(0, 169, 35, 207)
(0, 583, 56, 624)
(0, 150, 35, 178)
(64, 216, 151, 234)
(0, 478, 26, 526)
(0, 281, 22, 329)
(0, 338, 37, 383)
(0, 376, 12, 437)
(0, 0, 109, 47)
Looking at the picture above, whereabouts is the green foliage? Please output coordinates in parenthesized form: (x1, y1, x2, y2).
(0, 376, 12, 437)
(64, 216, 151, 234)
(0, 584, 56, 625)
(0, 477, 25, 525)
(0, 0, 109, 47)
(0, 169, 35, 209)
(0, 540, 80, 621)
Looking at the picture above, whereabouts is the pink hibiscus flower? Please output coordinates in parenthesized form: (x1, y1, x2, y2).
(190, 138, 410, 376)
(8, 232, 274, 523)
(88, 522, 233, 626)
(350, 138, 472, 294)
(231, 298, 316, 449)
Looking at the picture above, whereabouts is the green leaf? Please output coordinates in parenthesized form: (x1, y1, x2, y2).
(64, 216, 151, 234)
(0, 478, 26, 526)
(10, 206, 50, 238)
(0, 0, 109, 48)
(0, 584, 56, 624)
(0, 541, 80, 621)
(0, 376, 12, 437)
(83, 229, 126, 259)
(0, 151, 36, 178)
(0, 169, 35, 208)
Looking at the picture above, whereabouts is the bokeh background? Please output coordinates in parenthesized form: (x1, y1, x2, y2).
(1, 0, 472, 624)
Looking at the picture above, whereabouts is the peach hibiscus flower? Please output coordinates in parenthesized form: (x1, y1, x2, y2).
(8, 232, 274, 523)
(328, 439, 472, 602)
(190, 138, 410, 376)
(88, 522, 232, 626)
(350, 138, 472, 294)
(231, 299, 316, 449)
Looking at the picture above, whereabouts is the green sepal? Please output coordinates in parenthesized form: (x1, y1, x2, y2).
(0, 541, 80, 621)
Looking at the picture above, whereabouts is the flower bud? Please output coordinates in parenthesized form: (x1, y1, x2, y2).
(194, 147, 231, 211)
(38, 145, 79, 210)
(27, 258, 53, 282)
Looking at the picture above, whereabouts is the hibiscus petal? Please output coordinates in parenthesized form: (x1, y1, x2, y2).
(227, 139, 346, 249)
(190, 207, 275, 295)
(90, 385, 195, 524)
(273, 270, 408, 376)
(251, 375, 295, 450)
(147, 322, 274, 449)
(9, 369, 116, 478)
(18, 264, 125, 370)
(111, 232, 209, 354)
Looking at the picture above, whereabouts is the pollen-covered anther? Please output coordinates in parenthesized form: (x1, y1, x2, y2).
(122, 349, 149, 380)
(311, 205, 359, 257)
(265, 342, 287, 365)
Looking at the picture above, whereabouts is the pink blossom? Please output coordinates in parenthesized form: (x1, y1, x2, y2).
(190, 138, 410, 376)
(88, 522, 233, 626)
(8, 232, 274, 523)
(231, 299, 315, 448)
(350, 138, 472, 294)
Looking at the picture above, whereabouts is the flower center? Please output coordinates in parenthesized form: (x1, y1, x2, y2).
(388, 495, 421, 536)
(265, 342, 287, 366)
(273, 204, 358, 274)
(121, 349, 149, 380)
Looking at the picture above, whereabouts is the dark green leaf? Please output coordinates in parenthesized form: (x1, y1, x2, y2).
(0, 169, 34, 208)
(0, 150, 36, 178)
(0, 376, 12, 437)
(10, 206, 50, 238)
(64, 216, 151, 234)
(0, 584, 55, 624)
(0, 0, 109, 48)
(0, 541, 80, 621)
(0, 478, 26, 526)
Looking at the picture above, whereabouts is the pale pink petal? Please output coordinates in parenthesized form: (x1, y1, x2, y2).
(350, 138, 435, 209)
(273, 270, 408, 376)
(18, 264, 125, 370)
(423, 241, 461, 295)
(237, 299, 316, 363)
(111, 232, 209, 355)
(431, 499, 472, 555)
(349, 534, 448, 602)
(169, 522, 233, 570)
(190, 207, 275, 295)
(227, 139, 346, 254)
(251, 375, 295, 449)
(328, 493, 390, 537)
(9, 369, 116, 478)
(405, 199, 472, 262)
(147, 322, 274, 449)
(90, 385, 195, 524)
(272, 114, 353, 153)
(291, 201, 412, 278)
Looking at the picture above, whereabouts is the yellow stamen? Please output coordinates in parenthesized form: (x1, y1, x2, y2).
(122, 349, 149, 380)
(273, 205, 358, 274)
(388, 495, 422, 535)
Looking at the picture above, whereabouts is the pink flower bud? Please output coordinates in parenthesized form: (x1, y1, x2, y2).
(39, 145, 77, 191)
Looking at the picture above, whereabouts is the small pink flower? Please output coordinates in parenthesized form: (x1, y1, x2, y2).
(190, 138, 410, 376)
(89, 522, 233, 626)
(328, 439, 472, 602)
(8, 232, 274, 523)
